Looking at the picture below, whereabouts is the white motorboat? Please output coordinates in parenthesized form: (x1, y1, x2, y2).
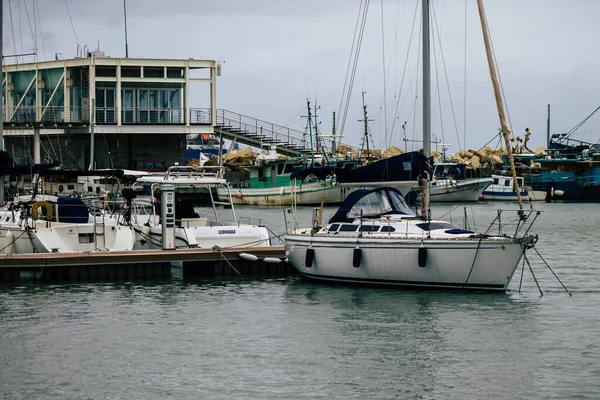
(132, 165, 271, 250)
(283, 0, 540, 291)
(481, 174, 546, 201)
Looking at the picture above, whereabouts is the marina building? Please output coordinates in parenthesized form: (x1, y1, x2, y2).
(2, 52, 217, 170)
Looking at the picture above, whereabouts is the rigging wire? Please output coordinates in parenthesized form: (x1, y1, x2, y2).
(479, 1, 515, 139)
(22, 0, 37, 55)
(8, 0, 18, 61)
(431, 1, 462, 150)
(339, 0, 370, 139)
(463, 0, 468, 150)
(34, 0, 47, 61)
(336, 0, 365, 132)
(64, 0, 80, 47)
(431, 17, 445, 154)
(380, 0, 389, 148)
(388, 0, 420, 145)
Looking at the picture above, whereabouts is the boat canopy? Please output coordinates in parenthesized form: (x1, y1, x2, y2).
(329, 187, 415, 224)
(335, 151, 428, 184)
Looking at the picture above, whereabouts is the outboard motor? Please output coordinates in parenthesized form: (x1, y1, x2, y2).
(121, 188, 138, 225)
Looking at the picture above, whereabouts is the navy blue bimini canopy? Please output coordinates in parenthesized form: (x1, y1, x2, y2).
(329, 187, 415, 224)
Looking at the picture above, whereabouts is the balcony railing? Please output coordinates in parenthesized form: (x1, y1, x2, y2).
(4, 106, 212, 126)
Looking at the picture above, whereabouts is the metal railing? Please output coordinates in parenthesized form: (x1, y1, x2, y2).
(196, 108, 311, 153)
(3, 106, 213, 126)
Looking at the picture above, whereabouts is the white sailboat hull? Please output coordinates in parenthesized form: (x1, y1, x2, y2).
(285, 234, 523, 290)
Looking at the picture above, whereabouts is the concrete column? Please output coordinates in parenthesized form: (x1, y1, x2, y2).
(33, 128, 40, 163)
(6, 72, 13, 122)
(63, 65, 71, 123)
(184, 66, 190, 126)
(89, 60, 96, 124)
(116, 62, 122, 126)
(35, 68, 41, 123)
(210, 62, 217, 126)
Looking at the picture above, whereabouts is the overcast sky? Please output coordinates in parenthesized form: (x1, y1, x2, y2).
(4, 0, 600, 154)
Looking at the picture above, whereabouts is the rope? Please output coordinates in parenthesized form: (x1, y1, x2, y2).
(213, 246, 244, 278)
(463, 235, 484, 287)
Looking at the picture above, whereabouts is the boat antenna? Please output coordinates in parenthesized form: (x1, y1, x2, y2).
(421, 0, 431, 221)
(476, 0, 524, 215)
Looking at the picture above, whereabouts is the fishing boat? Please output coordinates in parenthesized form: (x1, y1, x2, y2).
(481, 174, 546, 201)
(283, 0, 539, 291)
(216, 150, 362, 206)
(133, 165, 271, 250)
(422, 162, 494, 202)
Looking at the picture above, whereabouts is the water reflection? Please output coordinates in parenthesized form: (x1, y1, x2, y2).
(284, 280, 538, 397)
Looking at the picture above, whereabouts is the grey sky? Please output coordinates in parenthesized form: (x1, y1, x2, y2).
(4, 0, 600, 153)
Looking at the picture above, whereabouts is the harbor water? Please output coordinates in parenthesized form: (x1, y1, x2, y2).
(1, 201, 599, 399)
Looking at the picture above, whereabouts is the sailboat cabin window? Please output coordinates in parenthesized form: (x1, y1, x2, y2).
(328, 224, 340, 232)
(494, 178, 499, 185)
(504, 180, 511, 187)
(339, 224, 358, 232)
(380, 226, 396, 232)
(359, 225, 379, 232)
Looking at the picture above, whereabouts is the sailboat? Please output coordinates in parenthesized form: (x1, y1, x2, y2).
(283, 0, 540, 291)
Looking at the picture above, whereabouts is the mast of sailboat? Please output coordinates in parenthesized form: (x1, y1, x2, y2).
(359, 91, 372, 164)
(476, 0, 524, 213)
(0, 0, 4, 206)
(305, 100, 314, 168)
(421, 0, 431, 220)
(124, 0, 129, 58)
(546, 104, 551, 148)
(331, 111, 337, 157)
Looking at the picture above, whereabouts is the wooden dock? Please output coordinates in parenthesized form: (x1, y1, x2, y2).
(0, 246, 296, 283)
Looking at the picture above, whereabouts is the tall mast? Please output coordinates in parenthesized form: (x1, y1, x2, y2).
(421, 0, 431, 220)
(0, 0, 5, 206)
(476, 0, 524, 213)
(359, 91, 372, 164)
(305, 100, 314, 168)
(124, 0, 129, 58)
(546, 104, 551, 148)
(331, 111, 337, 157)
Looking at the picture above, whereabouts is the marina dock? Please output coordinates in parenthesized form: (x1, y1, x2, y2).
(0, 246, 294, 283)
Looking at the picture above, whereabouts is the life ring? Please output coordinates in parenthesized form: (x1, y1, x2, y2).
(32, 200, 53, 221)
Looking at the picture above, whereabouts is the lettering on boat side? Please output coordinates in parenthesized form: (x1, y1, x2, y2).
(218, 230, 236, 235)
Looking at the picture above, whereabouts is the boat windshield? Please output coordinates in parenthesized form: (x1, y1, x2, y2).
(347, 189, 414, 219)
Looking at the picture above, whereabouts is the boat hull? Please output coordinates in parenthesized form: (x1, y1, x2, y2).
(481, 189, 547, 201)
(285, 235, 523, 291)
(219, 181, 416, 206)
(418, 178, 494, 202)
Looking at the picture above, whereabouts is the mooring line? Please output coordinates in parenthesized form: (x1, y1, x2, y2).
(213, 246, 244, 278)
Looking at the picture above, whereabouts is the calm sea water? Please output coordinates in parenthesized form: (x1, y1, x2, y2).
(1, 201, 599, 399)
